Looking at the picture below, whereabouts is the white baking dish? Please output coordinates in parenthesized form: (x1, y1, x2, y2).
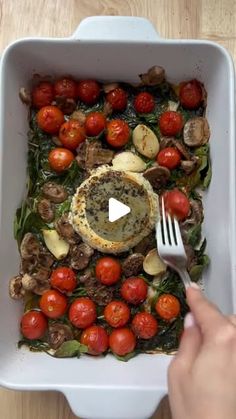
(0, 16, 236, 419)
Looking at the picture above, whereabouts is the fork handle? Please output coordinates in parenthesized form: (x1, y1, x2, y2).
(178, 268, 192, 289)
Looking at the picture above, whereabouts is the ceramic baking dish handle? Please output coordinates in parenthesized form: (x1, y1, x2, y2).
(64, 387, 166, 419)
(72, 16, 160, 42)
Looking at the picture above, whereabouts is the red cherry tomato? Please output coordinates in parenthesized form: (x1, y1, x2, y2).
(50, 267, 77, 294)
(106, 88, 128, 111)
(77, 79, 100, 105)
(104, 301, 130, 328)
(54, 77, 77, 99)
(39, 290, 67, 319)
(159, 111, 183, 136)
(69, 297, 97, 329)
(95, 257, 122, 286)
(120, 277, 148, 305)
(59, 119, 86, 150)
(162, 189, 190, 221)
(179, 79, 202, 109)
(157, 147, 181, 170)
(48, 147, 74, 173)
(36, 105, 64, 134)
(81, 325, 109, 355)
(131, 312, 158, 339)
(21, 310, 48, 340)
(32, 81, 54, 109)
(106, 119, 130, 148)
(109, 328, 136, 356)
(85, 112, 106, 137)
(134, 92, 155, 114)
(155, 293, 180, 321)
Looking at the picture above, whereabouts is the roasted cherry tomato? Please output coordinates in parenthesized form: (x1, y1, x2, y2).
(85, 112, 106, 137)
(32, 81, 54, 109)
(131, 312, 158, 339)
(157, 147, 181, 170)
(36, 105, 64, 134)
(134, 92, 155, 114)
(69, 297, 97, 329)
(59, 119, 86, 150)
(120, 277, 148, 305)
(39, 290, 67, 319)
(155, 293, 181, 321)
(54, 77, 77, 99)
(109, 328, 136, 356)
(95, 257, 122, 286)
(77, 79, 100, 104)
(179, 79, 202, 109)
(81, 325, 109, 355)
(106, 119, 130, 148)
(106, 88, 128, 112)
(162, 189, 190, 221)
(21, 310, 47, 340)
(104, 301, 130, 328)
(50, 267, 77, 294)
(48, 147, 74, 172)
(159, 111, 183, 136)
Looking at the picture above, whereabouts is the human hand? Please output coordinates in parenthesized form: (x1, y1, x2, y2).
(168, 285, 236, 419)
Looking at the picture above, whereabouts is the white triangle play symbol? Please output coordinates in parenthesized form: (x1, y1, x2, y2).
(108, 198, 131, 222)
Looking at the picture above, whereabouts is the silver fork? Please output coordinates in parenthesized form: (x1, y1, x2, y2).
(156, 198, 192, 289)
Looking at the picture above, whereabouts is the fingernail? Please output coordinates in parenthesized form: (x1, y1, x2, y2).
(184, 312, 196, 329)
(190, 281, 200, 290)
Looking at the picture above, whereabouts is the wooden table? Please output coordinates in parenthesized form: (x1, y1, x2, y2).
(0, 0, 235, 417)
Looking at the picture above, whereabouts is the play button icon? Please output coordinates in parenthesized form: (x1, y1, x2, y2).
(108, 198, 131, 222)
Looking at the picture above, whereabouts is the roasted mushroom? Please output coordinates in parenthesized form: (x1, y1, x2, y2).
(122, 253, 144, 277)
(19, 87, 31, 105)
(20, 256, 38, 274)
(55, 214, 81, 244)
(85, 141, 114, 169)
(37, 198, 55, 222)
(80, 270, 114, 306)
(134, 232, 157, 255)
(48, 323, 74, 349)
(139, 66, 165, 86)
(9, 275, 25, 299)
(183, 117, 210, 147)
(42, 182, 68, 203)
(21, 273, 37, 291)
(54, 96, 76, 115)
(20, 233, 40, 259)
(172, 139, 191, 160)
(180, 159, 198, 174)
(71, 110, 86, 125)
(159, 136, 175, 150)
(37, 250, 55, 269)
(143, 165, 170, 189)
(70, 243, 94, 270)
(102, 82, 119, 94)
(33, 279, 51, 295)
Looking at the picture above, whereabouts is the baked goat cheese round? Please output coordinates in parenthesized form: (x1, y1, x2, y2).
(70, 166, 159, 254)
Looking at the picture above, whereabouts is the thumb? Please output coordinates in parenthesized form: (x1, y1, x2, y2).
(175, 312, 202, 369)
(186, 285, 227, 340)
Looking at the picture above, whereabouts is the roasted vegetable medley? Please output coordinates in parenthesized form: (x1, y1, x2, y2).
(11, 66, 210, 360)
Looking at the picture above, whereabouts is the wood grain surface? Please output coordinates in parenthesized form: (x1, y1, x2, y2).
(0, 0, 235, 418)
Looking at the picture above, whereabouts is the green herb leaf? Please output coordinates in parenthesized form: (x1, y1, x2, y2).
(54, 340, 88, 358)
(186, 224, 202, 247)
(114, 351, 138, 362)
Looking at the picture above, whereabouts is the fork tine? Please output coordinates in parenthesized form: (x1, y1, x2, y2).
(173, 218, 183, 246)
(167, 214, 175, 245)
(161, 197, 168, 245)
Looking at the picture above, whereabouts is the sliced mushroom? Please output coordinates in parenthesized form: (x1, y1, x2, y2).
(159, 136, 175, 150)
(54, 96, 76, 115)
(42, 182, 68, 203)
(112, 151, 146, 172)
(76, 141, 87, 169)
(103, 101, 113, 117)
(85, 141, 114, 170)
(55, 214, 81, 244)
(37, 198, 55, 222)
(185, 244, 197, 270)
(20, 233, 40, 259)
(133, 124, 159, 158)
(71, 110, 86, 125)
(103, 82, 119, 94)
(33, 279, 51, 295)
(42, 229, 70, 260)
(20, 256, 38, 274)
(183, 117, 210, 147)
(122, 253, 144, 277)
(180, 159, 198, 174)
(9, 275, 25, 299)
(48, 323, 74, 350)
(172, 139, 191, 160)
(51, 136, 62, 146)
(79, 269, 113, 306)
(143, 165, 170, 189)
(19, 87, 31, 105)
(37, 250, 55, 268)
(139, 66, 165, 86)
(134, 232, 156, 255)
(32, 266, 51, 282)
(70, 243, 94, 270)
(143, 249, 167, 276)
(21, 273, 37, 291)
(181, 199, 203, 228)
(167, 101, 179, 112)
